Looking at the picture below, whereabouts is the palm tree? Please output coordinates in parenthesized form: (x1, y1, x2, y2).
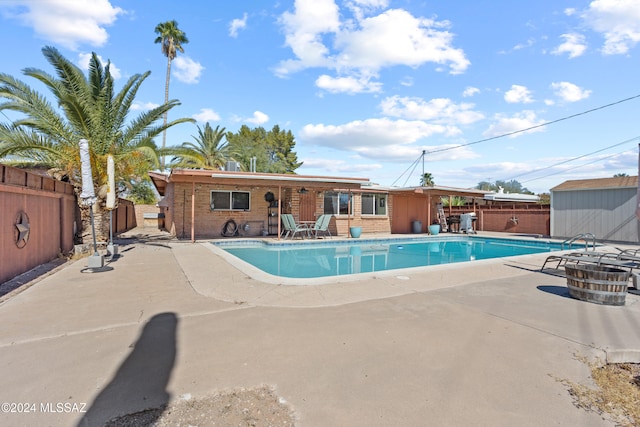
(169, 123, 229, 169)
(420, 172, 434, 186)
(154, 20, 189, 170)
(0, 46, 194, 243)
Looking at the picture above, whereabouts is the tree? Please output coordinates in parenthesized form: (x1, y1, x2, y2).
(168, 123, 229, 169)
(154, 20, 189, 170)
(0, 46, 193, 243)
(475, 179, 533, 194)
(225, 125, 302, 173)
(614, 173, 629, 177)
(441, 196, 467, 206)
(126, 177, 158, 204)
(420, 172, 434, 186)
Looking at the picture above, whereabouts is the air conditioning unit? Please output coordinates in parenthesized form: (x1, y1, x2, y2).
(225, 161, 240, 171)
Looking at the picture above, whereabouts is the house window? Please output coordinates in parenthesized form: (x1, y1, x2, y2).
(362, 193, 387, 216)
(210, 190, 250, 211)
(323, 191, 353, 215)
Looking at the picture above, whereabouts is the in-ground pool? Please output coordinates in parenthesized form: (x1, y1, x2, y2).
(213, 236, 563, 279)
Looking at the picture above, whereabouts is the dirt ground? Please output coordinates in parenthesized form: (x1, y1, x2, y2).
(107, 364, 639, 427)
(565, 362, 640, 427)
(104, 385, 296, 427)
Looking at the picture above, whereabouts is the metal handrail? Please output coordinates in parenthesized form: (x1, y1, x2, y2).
(561, 233, 597, 251)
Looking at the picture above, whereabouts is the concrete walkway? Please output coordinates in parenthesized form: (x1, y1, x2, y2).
(1, 228, 639, 426)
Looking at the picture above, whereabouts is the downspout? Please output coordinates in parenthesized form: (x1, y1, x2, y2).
(427, 194, 432, 231)
(191, 180, 195, 243)
(277, 185, 282, 240)
(348, 189, 352, 237)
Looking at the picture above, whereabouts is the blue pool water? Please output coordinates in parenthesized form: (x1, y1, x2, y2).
(214, 236, 563, 279)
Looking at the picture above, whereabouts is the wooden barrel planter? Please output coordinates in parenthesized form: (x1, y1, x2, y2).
(565, 264, 630, 306)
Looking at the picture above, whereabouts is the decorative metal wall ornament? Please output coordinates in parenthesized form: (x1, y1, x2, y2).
(14, 211, 30, 249)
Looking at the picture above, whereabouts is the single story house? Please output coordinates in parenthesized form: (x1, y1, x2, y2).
(149, 169, 497, 240)
(550, 176, 639, 243)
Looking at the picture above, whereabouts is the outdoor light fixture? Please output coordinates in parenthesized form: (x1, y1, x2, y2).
(298, 187, 308, 194)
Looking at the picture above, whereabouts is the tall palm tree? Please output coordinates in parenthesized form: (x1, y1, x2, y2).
(154, 20, 189, 170)
(169, 123, 229, 169)
(0, 46, 194, 243)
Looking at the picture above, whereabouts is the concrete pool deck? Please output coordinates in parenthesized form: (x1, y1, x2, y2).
(1, 227, 639, 426)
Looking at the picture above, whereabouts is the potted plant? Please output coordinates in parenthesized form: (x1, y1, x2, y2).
(428, 219, 440, 235)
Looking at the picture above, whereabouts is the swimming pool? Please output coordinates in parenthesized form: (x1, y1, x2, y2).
(213, 236, 563, 279)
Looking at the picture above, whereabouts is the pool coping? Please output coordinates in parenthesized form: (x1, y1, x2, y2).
(205, 234, 571, 286)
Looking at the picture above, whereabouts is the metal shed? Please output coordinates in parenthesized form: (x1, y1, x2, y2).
(550, 176, 639, 243)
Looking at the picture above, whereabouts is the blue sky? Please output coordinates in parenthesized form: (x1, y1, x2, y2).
(2, 0, 640, 193)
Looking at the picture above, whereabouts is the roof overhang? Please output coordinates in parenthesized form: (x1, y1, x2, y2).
(483, 193, 540, 202)
(148, 169, 370, 196)
(209, 172, 369, 186)
(388, 186, 487, 198)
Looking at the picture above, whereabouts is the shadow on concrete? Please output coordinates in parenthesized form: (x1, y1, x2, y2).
(0, 258, 68, 300)
(537, 285, 572, 299)
(77, 312, 178, 427)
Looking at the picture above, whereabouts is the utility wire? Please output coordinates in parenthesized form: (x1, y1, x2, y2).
(505, 135, 640, 182)
(391, 151, 424, 187)
(422, 93, 640, 156)
(520, 149, 629, 184)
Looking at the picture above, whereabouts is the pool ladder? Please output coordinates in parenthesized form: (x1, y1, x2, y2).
(561, 233, 597, 251)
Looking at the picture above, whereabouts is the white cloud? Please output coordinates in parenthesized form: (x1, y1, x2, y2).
(275, 0, 341, 76)
(400, 76, 414, 87)
(193, 108, 220, 122)
(550, 81, 591, 102)
(0, 0, 123, 50)
(173, 56, 204, 84)
(504, 85, 534, 104)
(462, 86, 480, 97)
(300, 157, 383, 174)
(229, 13, 248, 38)
(552, 33, 587, 58)
(131, 101, 160, 111)
(582, 0, 640, 55)
(483, 111, 546, 138)
(300, 118, 474, 163)
(77, 52, 121, 79)
(276, 1, 469, 93)
(333, 9, 469, 74)
(379, 96, 484, 125)
(315, 74, 382, 94)
(245, 111, 269, 125)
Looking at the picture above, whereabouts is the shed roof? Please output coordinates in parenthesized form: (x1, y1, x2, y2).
(550, 176, 638, 192)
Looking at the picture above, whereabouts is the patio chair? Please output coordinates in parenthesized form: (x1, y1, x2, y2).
(541, 250, 640, 274)
(310, 214, 332, 239)
(281, 214, 309, 239)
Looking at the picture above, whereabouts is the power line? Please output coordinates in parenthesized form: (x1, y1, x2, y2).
(423, 93, 640, 156)
(506, 135, 640, 182)
(520, 148, 631, 184)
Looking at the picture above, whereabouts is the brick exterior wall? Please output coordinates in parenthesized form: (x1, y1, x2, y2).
(160, 182, 392, 239)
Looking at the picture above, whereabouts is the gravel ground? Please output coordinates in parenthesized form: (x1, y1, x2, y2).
(104, 386, 296, 427)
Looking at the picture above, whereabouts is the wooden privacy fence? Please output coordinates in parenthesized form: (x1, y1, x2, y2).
(1, 164, 137, 285)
